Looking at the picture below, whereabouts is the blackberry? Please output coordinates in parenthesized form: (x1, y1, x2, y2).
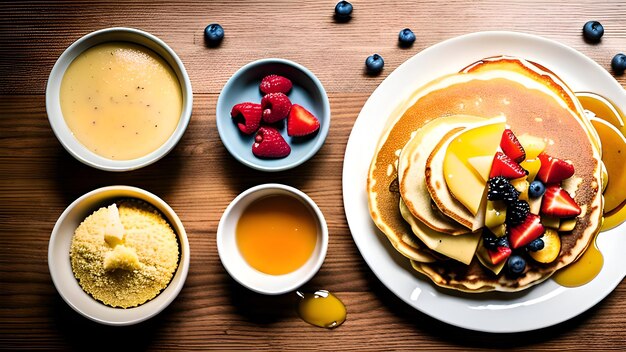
(496, 236, 510, 248)
(507, 199, 530, 226)
(487, 176, 520, 204)
(482, 232, 499, 250)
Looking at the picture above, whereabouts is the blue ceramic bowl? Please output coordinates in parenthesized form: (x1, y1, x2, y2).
(216, 58, 330, 172)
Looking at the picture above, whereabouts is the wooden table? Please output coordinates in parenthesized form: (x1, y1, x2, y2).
(2, 1, 625, 350)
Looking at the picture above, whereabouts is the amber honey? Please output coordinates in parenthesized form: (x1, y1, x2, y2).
(553, 234, 603, 287)
(236, 195, 318, 275)
(296, 290, 346, 329)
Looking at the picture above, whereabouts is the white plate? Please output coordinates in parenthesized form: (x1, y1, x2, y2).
(342, 31, 626, 333)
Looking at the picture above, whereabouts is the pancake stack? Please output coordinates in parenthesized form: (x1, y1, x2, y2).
(367, 56, 603, 292)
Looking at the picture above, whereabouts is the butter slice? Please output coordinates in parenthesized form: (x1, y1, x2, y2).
(400, 200, 480, 265)
(104, 204, 125, 247)
(103, 244, 141, 271)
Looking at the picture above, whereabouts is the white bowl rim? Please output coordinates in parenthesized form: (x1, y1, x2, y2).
(48, 185, 190, 326)
(217, 183, 329, 295)
(45, 27, 193, 172)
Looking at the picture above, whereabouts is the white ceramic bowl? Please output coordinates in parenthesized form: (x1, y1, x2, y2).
(46, 27, 193, 172)
(48, 186, 190, 326)
(217, 184, 328, 295)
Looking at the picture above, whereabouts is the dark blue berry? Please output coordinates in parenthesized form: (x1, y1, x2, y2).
(365, 54, 384, 74)
(507, 255, 526, 275)
(204, 23, 224, 46)
(528, 180, 546, 198)
(334, 1, 353, 21)
(582, 21, 604, 43)
(528, 238, 545, 252)
(483, 233, 499, 250)
(398, 28, 416, 47)
(611, 53, 626, 74)
(496, 236, 510, 249)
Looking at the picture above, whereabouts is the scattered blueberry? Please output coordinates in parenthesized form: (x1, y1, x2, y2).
(398, 28, 416, 47)
(507, 255, 526, 276)
(204, 23, 224, 46)
(365, 54, 384, 74)
(528, 180, 546, 198)
(483, 233, 499, 250)
(611, 53, 626, 74)
(582, 21, 604, 43)
(334, 1, 353, 21)
(528, 238, 545, 252)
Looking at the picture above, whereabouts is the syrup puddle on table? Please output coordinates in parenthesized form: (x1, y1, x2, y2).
(296, 290, 346, 329)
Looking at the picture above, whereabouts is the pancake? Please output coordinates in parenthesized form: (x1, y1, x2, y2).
(367, 56, 603, 292)
(398, 114, 485, 234)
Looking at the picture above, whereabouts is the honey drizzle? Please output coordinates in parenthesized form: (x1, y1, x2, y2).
(296, 290, 346, 329)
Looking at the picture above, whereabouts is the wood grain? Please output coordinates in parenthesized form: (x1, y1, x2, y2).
(1, 1, 625, 350)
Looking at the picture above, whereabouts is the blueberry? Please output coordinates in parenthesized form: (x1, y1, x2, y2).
(507, 255, 526, 275)
(528, 180, 546, 198)
(483, 234, 499, 250)
(334, 1, 353, 21)
(528, 238, 545, 252)
(365, 54, 384, 74)
(582, 21, 604, 43)
(611, 53, 626, 74)
(398, 28, 416, 47)
(496, 236, 510, 249)
(204, 23, 224, 46)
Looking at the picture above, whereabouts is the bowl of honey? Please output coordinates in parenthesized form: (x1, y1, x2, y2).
(46, 27, 193, 171)
(217, 183, 328, 295)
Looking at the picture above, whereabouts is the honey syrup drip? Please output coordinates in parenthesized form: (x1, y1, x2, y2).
(553, 233, 603, 287)
(296, 290, 346, 329)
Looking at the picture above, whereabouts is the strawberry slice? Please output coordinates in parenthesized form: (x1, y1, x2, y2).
(252, 126, 291, 158)
(541, 184, 581, 218)
(537, 153, 574, 184)
(231, 102, 262, 134)
(500, 129, 526, 163)
(487, 246, 512, 265)
(508, 213, 545, 249)
(287, 104, 320, 137)
(489, 151, 527, 179)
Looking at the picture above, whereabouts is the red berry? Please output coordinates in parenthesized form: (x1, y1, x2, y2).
(252, 126, 291, 158)
(260, 74, 292, 95)
(537, 153, 575, 184)
(489, 152, 527, 179)
(287, 104, 320, 137)
(541, 185, 581, 218)
(508, 213, 545, 249)
(261, 92, 292, 123)
(487, 245, 512, 265)
(231, 102, 262, 134)
(500, 129, 526, 163)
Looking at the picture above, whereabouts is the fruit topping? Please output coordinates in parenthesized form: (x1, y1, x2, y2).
(528, 180, 546, 198)
(559, 218, 577, 232)
(260, 74, 292, 95)
(365, 54, 384, 74)
(529, 229, 561, 263)
(527, 238, 545, 252)
(506, 199, 530, 226)
(540, 184, 581, 218)
(582, 20, 604, 43)
(252, 126, 291, 158)
(517, 134, 546, 160)
(612, 53, 626, 74)
(334, 0, 353, 21)
(398, 28, 416, 47)
(510, 176, 529, 201)
(520, 158, 541, 182)
(537, 153, 575, 184)
(204, 23, 224, 47)
(287, 104, 320, 137)
(506, 255, 526, 276)
(231, 102, 262, 134)
(500, 129, 526, 163)
(261, 92, 292, 123)
(482, 232, 499, 250)
(489, 151, 526, 179)
(486, 236, 512, 265)
(487, 176, 520, 204)
(541, 215, 560, 229)
(508, 213, 545, 249)
(485, 200, 507, 228)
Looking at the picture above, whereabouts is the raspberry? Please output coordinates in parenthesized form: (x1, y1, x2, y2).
(261, 92, 292, 123)
(252, 126, 291, 158)
(259, 74, 292, 95)
(231, 102, 262, 134)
